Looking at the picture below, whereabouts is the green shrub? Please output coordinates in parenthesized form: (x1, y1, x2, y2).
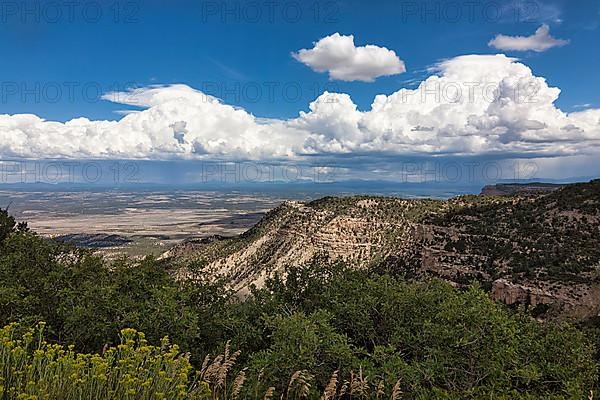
(0, 208, 598, 399)
(0, 323, 209, 400)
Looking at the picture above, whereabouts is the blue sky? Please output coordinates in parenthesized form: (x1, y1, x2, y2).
(1, 0, 598, 121)
(1, 0, 600, 184)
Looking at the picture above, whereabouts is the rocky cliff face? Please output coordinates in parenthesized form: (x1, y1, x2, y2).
(164, 181, 600, 319)
(490, 278, 600, 319)
(166, 197, 430, 292)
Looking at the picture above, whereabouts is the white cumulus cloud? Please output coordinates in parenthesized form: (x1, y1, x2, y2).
(292, 54, 600, 157)
(0, 85, 305, 160)
(1, 55, 599, 162)
(292, 33, 406, 82)
(489, 24, 569, 52)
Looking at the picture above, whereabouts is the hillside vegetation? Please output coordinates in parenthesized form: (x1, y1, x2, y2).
(165, 180, 600, 318)
(0, 204, 598, 398)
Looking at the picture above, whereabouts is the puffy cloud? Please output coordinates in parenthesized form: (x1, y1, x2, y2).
(489, 24, 569, 52)
(292, 54, 600, 157)
(292, 33, 406, 82)
(0, 85, 304, 160)
(1, 55, 599, 162)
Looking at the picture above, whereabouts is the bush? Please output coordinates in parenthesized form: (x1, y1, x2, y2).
(0, 209, 598, 398)
(229, 264, 598, 398)
(0, 323, 209, 399)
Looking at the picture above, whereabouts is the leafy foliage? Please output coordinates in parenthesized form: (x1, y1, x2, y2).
(0, 323, 209, 399)
(231, 262, 597, 398)
(430, 180, 600, 279)
(0, 207, 598, 398)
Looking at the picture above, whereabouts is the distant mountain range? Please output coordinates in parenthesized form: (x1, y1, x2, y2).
(2, 176, 598, 199)
(480, 182, 567, 196)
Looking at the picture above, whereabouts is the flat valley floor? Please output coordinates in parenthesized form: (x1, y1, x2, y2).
(0, 189, 290, 258)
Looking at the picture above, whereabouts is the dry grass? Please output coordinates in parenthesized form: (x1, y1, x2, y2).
(321, 370, 338, 400)
(286, 370, 313, 399)
(194, 342, 405, 399)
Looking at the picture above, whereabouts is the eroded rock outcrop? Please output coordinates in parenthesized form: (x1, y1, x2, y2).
(164, 181, 600, 319)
